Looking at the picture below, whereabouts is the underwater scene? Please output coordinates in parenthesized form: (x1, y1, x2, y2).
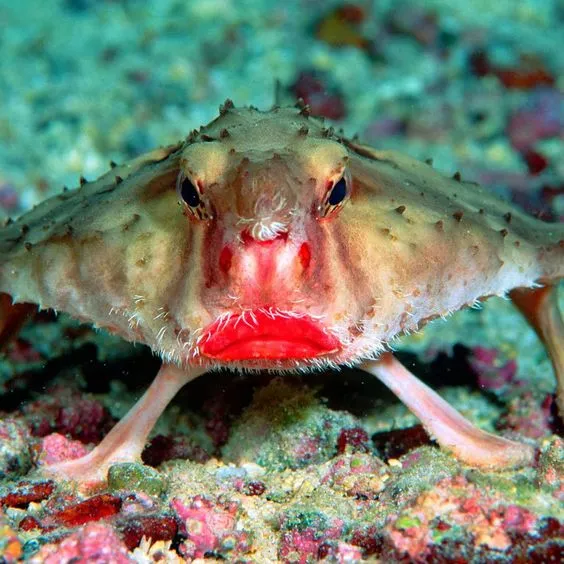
(0, 0, 563, 561)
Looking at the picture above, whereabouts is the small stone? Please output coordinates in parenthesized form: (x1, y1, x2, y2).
(1, 481, 54, 509)
(108, 462, 167, 496)
(116, 515, 178, 550)
(0, 419, 33, 479)
(51, 494, 122, 527)
(243, 481, 266, 496)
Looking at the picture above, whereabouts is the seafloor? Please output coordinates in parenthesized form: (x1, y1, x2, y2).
(0, 0, 563, 562)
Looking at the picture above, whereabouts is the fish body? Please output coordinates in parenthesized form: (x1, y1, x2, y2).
(1, 105, 561, 368)
(0, 103, 562, 485)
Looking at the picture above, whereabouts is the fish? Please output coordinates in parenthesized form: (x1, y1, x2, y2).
(0, 101, 562, 487)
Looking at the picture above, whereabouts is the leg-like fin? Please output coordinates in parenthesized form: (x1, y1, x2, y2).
(0, 292, 35, 350)
(41, 363, 206, 490)
(510, 284, 564, 414)
(361, 353, 534, 469)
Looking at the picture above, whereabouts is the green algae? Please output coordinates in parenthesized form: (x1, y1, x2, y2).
(107, 462, 167, 496)
(280, 507, 329, 532)
(221, 378, 361, 471)
(465, 470, 536, 504)
(395, 514, 422, 530)
(379, 447, 460, 506)
(461, 438, 564, 520)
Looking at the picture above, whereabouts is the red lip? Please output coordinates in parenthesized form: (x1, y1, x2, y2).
(201, 309, 341, 361)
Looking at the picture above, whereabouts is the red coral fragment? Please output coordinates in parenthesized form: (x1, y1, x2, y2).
(496, 65, 555, 90)
(336, 427, 370, 454)
(142, 434, 210, 467)
(290, 71, 346, 120)
(336, 4, 365, 23)
(243, 481, 266, 496)
(25, 387, 114, 444)
(0, 480, 54, 509)
(468, 49, 491, 77)
(372, 425, 431, 459)
(51, 494, 122, 527)
(349, 526, 384, 556)
(523, 149, 549, 176)
(469, 50, 555, 89)
(117, 515, 178, 550)
(18, 515, 42, 531)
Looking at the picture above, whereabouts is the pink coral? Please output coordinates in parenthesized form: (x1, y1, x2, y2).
(385, 475, 544, 559)
(172, 495, 251, 559)
(469, 346, 518, 393)
(279, 529, 322, 563)
(29, 522, 132, 563)
(38, 433, 89, 465)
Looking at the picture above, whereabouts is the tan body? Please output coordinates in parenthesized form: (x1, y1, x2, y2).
(0, 103, 562, 488)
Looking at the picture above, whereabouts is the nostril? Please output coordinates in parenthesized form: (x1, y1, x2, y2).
(298, 242, 311, 270)
(240, 229, 254, 245)
(219, 246, 233, 274)
(240, 228, 288, 245)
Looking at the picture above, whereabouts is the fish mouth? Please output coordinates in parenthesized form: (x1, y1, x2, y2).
(200, 309, 341, 361)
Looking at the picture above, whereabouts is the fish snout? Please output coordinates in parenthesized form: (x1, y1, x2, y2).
(217, 227, 312, 302)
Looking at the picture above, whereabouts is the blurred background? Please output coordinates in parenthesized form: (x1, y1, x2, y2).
(1, 0, 563, 220)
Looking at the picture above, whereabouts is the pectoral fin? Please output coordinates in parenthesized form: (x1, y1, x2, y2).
(511, 284, 564, 414)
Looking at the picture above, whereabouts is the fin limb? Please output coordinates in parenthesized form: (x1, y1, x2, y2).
(361, 353, 534, 469)
(41, 363, 206, 491)
(510, 284, 564, 415)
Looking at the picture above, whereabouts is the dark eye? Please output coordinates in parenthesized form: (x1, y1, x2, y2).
(328, 176, 347, 206)
(178, 176, 200, 207)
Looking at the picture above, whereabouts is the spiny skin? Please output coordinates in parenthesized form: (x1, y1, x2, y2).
(0, 105, 562, 373)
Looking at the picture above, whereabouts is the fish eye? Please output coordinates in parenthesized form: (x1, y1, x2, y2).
(177, 174, 201, 207)
(317, 171, 351, 219)
(328, 176, 348, 206)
